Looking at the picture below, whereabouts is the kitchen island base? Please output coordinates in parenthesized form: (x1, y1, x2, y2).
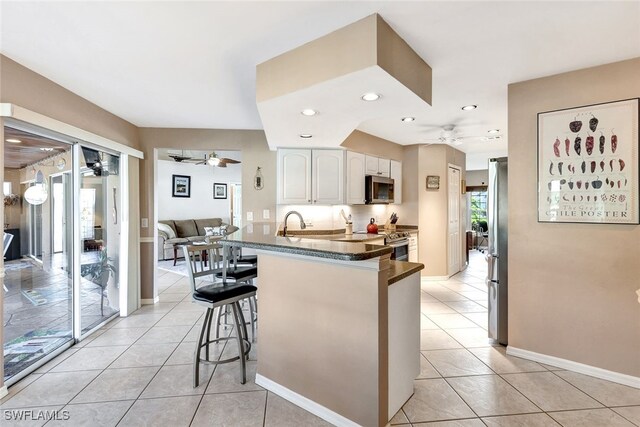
(255, 250, 420, 427)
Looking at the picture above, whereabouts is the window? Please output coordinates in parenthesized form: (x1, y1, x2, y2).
(470, 190, 488, 228)
(80, 188, 96, 239)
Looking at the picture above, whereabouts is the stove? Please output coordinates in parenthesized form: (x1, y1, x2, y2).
(385, 231, 410, 243)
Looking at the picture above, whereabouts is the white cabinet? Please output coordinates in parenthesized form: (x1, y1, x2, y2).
(408, 233, 418, 263)
(346, 151, 366, 205)
(277, 149, 344, 205)
(390, 159, 402, 204)
(365, 155, 390, 177)
(277, 149, 312, 204)
(312, 150, 344, 205)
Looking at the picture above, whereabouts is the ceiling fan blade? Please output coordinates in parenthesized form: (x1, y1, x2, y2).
(219, 158, 241, 164)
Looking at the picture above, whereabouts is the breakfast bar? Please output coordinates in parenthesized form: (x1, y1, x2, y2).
(221, 223, 424, 427)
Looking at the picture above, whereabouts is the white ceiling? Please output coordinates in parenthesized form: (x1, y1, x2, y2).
(2, 2, 639, 170)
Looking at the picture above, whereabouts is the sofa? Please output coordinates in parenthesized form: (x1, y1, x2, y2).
(157, 218, 237, 262)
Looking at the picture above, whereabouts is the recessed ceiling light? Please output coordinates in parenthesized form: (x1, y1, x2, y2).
(39, 147, 55, 152)
(488, 129, 500, 134)
(401, 117, 415, 122)
(299, 134, 313, 139)
(461, 105, 477, 111)
(6, 138, 21, 143)
(301, 109, 317, 116)
(361, 93, 380, 101)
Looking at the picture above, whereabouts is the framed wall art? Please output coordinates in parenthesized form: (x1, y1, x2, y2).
(538, 98, 639, 224)
(213, 183, 227, 199)
(172, 175, 191, 198)
(426, 175, 440, 190)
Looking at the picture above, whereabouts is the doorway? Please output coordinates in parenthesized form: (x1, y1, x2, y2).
(230, 183, 242, 227)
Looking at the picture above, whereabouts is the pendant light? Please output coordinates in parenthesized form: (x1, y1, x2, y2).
(24, 170, 48, 205)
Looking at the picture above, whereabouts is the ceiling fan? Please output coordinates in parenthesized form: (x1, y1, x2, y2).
(194, 152, 241, 168)
(168, 151, 241, 167)
(420, 124, 500, 146)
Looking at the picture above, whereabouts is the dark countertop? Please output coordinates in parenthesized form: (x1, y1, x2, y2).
(388, 260, 424, 285)
(221, 223, 392, 261)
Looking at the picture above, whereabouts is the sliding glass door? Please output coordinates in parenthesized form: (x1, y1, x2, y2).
(79, 147, 121, 333)
(3, 124, 128, 385)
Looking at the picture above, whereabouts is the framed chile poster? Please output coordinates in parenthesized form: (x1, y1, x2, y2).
(538, 98, 639, 224)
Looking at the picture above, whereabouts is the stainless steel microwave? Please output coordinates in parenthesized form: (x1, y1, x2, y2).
(365, 175, 394, 204)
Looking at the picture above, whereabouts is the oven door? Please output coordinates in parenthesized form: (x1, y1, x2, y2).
(389, 241, 409, 261)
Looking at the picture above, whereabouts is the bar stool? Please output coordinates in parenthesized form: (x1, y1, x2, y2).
(214, 245, 258, 342)
(182, 244, 256, 387)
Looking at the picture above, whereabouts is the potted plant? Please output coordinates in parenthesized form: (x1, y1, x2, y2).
(81, 248, 117, 315)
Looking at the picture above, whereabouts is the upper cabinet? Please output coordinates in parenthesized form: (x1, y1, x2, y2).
(365, 155, 390, 177)
(278, 149, 400, 205)
(277, 149, 312, 204)
(346, 151, 366, 205)
(312, 150, 344, 205)
(390, 159, 402, 204)
(277, 149, 344, 205)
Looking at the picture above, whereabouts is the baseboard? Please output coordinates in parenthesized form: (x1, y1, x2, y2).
(507, 346, 640, 389)
(0, 385, 7, 399)
(255, 374, 360, 427)
(140, 296, 160, 305)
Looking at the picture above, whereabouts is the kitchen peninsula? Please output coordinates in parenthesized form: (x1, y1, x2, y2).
(221, 223, 424, 427)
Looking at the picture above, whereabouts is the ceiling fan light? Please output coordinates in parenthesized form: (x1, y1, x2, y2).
(208, 156, 221, 166)
(299, 134, 313, 139)
(461, 104, 477, 111)
(488, 129, 500, 134)
(301, 109, 317, 116)
(401, 117, 415, 122)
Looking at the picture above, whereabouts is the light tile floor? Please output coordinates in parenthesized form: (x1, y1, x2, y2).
(2, 250, 639, 426)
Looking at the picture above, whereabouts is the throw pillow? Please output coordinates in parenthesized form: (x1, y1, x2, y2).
(158, 223, 176, 239)
(204, 226, 220, 236)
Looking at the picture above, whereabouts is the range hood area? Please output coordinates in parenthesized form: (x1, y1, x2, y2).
(256, 14, 433, 150)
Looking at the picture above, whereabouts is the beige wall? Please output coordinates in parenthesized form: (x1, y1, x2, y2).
(137, 128, 276, 299)
(256, 14, 377, 102)
(395, 144, 466, 277)
(341, 129, 404, 161)
(508, 57, 640, 377)
(0, 55, 139, 149)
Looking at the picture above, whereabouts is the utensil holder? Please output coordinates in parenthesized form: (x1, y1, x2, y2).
(345, 223, 353, 235)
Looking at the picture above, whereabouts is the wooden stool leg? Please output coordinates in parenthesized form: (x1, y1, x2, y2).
(174, 246, 178, 266)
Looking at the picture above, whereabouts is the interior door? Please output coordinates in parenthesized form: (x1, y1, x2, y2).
(448, 166, 461, 275)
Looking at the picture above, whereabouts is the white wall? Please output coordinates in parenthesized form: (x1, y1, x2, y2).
(157, 158, 241, 222)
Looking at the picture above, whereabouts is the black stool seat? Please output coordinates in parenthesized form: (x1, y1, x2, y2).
(215, 267, 258, 281)
(236, 255, 257, 265)
(193, 283, 257, 303)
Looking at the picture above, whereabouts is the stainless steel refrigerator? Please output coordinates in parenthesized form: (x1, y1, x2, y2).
(487, 157, 508, 345)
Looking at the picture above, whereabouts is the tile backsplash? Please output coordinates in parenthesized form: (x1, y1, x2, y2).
(275, 204, 394, 232)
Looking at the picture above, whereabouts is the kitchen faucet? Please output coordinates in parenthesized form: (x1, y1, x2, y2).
(282, 211, 306, 236)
